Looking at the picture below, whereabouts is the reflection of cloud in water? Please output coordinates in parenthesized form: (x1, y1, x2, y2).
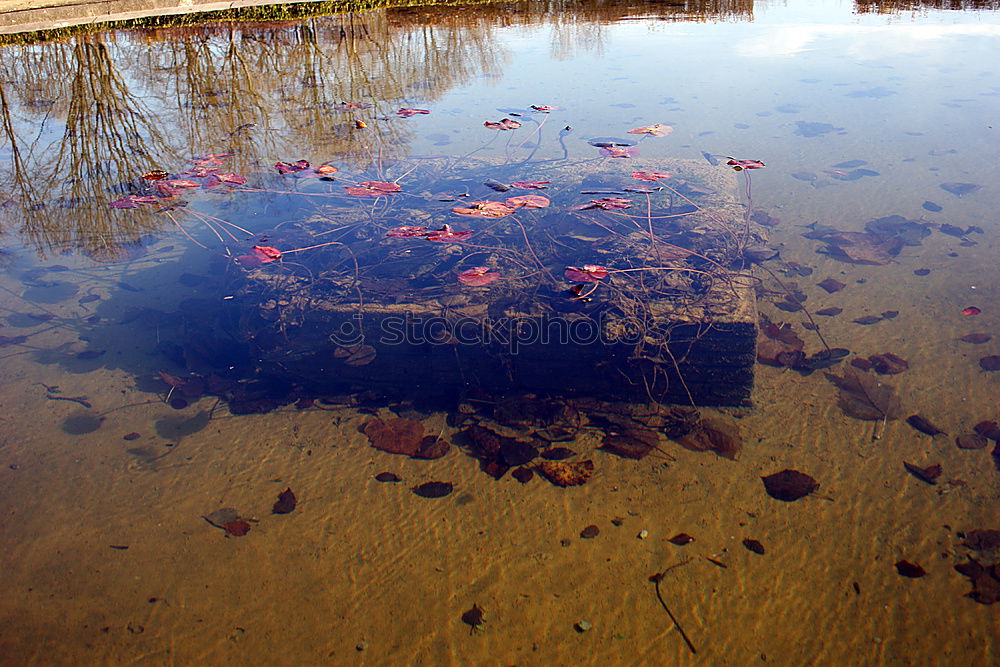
(734, 23, 1000, 57)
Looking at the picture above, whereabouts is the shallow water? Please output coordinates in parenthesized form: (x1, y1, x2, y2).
(1, 0, 999, 664)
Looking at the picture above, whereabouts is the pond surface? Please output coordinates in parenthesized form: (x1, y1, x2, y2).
(1, 0, 999, 664)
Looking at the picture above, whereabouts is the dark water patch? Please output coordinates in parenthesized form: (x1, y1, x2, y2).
(62, 411, 104, 435)
(795, 121, 843, 137)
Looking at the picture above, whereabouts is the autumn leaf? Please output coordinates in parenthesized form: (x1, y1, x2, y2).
(345, 181, 402, 197)
(510, 180, 550, 190)
(726, 158, 766, 171)
(108, 195, 158, 209)
(628, 123, 673, 137)
(141, 170, 168, 181)
(275, 160, 310, 174)
(452, 201, 517, 217)
(484, 118, 522, 130)
(505, 194, 550, 209)
(425, 225, 473, 242)
(397, 108, 430, 117)
(599, 146, 639, 158)
(386, 226, 429, 238)
(530, 104, 559, 112)
(564, 265, 609, 282)
(631, 170, 672, 182)
(165, 179, 200, 188)
(458, 267, 501, 286)
(571, 197, 632, 211)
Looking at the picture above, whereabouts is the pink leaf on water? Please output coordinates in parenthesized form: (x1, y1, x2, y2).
(571, 197, 633, 211)
(109, 196, 139, 209)
(202, 174, 223, 188)
(458, 267, 501, 286)
(565, 265, 609, 282)
(627, 124, 673, 137)
(191, 153, 233, 167)
(397, 108, 430, 117)
(726, 158, 766, 171)
(510, 180, 550, 190)
(452, 201, 517, 217)
(345, 181, 402, 197)
(166, 179, 201, 188)
(530, 104, 559, 112)
(425, 225, 473, 242)
(217, 172, 247, 185)
(252, 245, 282, 263)
(484, 118, 522, 130)
(630, 170, 672, 182)
(386, 226, 429, 238)
(599, 146, 639, 158)
(275, 160, 310, 174)
(334, 102, 371, 111)
(505, 194, 550, 209)
(152, 182, 182, 197)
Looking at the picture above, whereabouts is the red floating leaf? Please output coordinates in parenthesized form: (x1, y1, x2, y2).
(334, 102, 371, 111)
(484, 118, 522, 130)
(108, 195, 157, 209)
(165, 179, 201, 188)
(216, 172, 247, 185)
(631, 170, 672, 182)
(451, 201, 517, 217)
(345, 180, 402, 197)
(223, 520, 252, 537)
(571, 197, 632, 211)
(510, 180, 550, 189)
(564, 265, 609, 282)
(275, 160, 310, 174)
(458, 267, 501, 286)
(530, 104, 559, 112)
(599, 146, 639, 158)
(386, 226, 428, 238)
(425, 225, 473, 242)
(251, 245, 282, 263)
(505, 194, 550, 209)
(141, 170, 169, 181)
(963, 306, 982, 316)
(201, 174, 223, 188)
(152, 181, 183, 197)
(726, 158, 766, 171)
(627, 123, 673, 137)
(315, 164, 338, 174)
(397, 108, 430, 117)
(192, 153, 233, 167)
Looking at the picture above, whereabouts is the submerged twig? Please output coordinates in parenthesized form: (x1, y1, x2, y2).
(649, 561, 697, 655)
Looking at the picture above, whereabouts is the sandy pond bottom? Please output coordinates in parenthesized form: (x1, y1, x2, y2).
(0, 241, 999, 666)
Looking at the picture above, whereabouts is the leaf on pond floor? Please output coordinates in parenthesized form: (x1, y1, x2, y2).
(412, 481, 454, 498)
(903, 461, 942, 484)
(761, 469, 819, 502)
(675, 417, 742, 461)
(962, 306, 982, 316)
(374, 472, 402, 482)
(825, 368, 903, 421)
(868, 353, 908, 375)
(668, 533, 695, 545)
(940, 182, 981, 197)
(499, 439, 538, 467)
(414, 436, 451, 460)
(537, 460, 594, 487)
(512, 467, 534, 483)
(905, 414, 945, 436)
(805, 230, 902, 265)
(959, 333, 992, 344)
(580, 524, 600, 539)
(363, 417, 424, 456)
(974, 421, 1000, 441)
(336, 344, 376, 366)
(954, 557, 1000, 604)
(743, 538, 766, 555)
(817, 278, 846, 293)
(461, 604, 486, 632)
(203, 508, 255, 536)
(600, 427, 658, 460)
(979, 355, 1000, 371)
(223, 520, 252, 536)
(564, 265, 608, 282)
(955, 433, 988, 450)
(272, 487, 297, 514)
(894, 560, 927, 578)
(756, 322, 804, 367)
(816, 307, 843, 316)
(961, 529, 1000, 551)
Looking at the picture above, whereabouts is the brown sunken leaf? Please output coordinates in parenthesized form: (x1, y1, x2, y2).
(223, 520, 252, 536)
(868, 353, 908, 375)
(761, 469, 819, 501)
(757, 322, 805, 366)
(974, 421, 1000, 441)
(363, 417, 424, 456)
(817, 277, 846, 293)
(537, 460, 594, 487)
(894, 560, 927, 578)
(962, 529, 1000, 551)
(979, 355, 1000, 371)
(817, 231, 902, 265)
(903, 461, 941, 485)
(959, 333, 992, 344)
(414, 436, 451, 460)
(676, 417, 742, 461)
(600, 428, 658, 460)
(954, 557, 1000, 604)
(955, 433, 988, 450)
(906, 414, 945, 436)
(412, 481, 454, 498)
(825, 368, 903, 421)
(667, 533, 695, 545)
(272, 487, 297, 514)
